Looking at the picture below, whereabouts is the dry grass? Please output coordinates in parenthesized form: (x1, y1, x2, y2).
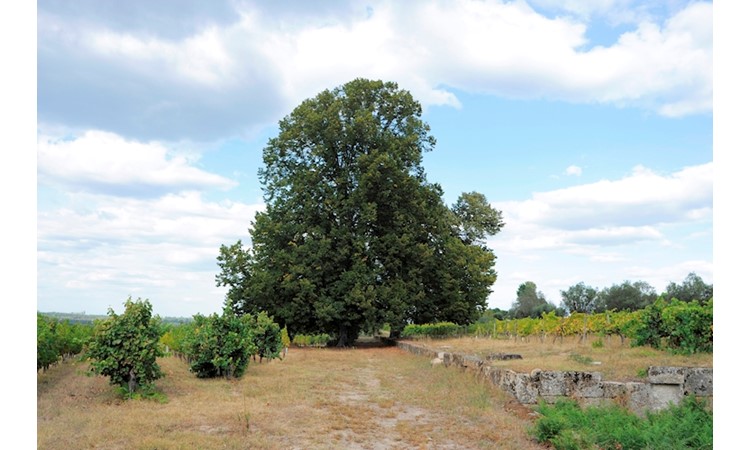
(411, 335, 713, 382)
(38, 345, 546, 449)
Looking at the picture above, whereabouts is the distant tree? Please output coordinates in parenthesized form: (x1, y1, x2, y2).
(598, 280, 657, 312)
(86, 298, 163, 395)
(664, 272, 713, 304)
(510, 281, 556, 318)
(488, 307, 509, 320)
(560, 282, 600, 314)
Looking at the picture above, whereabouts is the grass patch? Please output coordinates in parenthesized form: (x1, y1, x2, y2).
(568, 353, 594, 365)
(414, 336, 712, 382)
(38, 345, 545, 449)
(531, 396, 712, 450)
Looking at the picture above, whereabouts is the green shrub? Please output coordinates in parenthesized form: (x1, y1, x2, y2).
(633, 299, 712, 354)
(531, 396, 712, 449)
(186, 307, 257, 379)
(252, 311, 283, 362)
(402, 322, 461, 338)
(86, 297, 164, 394)
(291, 333, 331, 347)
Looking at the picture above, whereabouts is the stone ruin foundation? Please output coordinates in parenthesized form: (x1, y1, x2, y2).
(397, 341, 712, 417)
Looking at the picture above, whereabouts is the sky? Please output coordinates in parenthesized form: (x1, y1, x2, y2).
(33, 0, 716, 318)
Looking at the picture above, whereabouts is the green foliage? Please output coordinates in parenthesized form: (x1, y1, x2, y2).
(159, 322, 193, 357)
(598, 280, 657, 312)
(252, 311, 283, 363)
(663, 272, 713, 304)
(280, 326, 291, 349)
(509, 281, 558, 318)
(560, 282, 600, 314)
(452, 191, 504, 245)
(532, 396, 712, 449)
(37, 313, 94, 371)
(185, 307, 258, 379)
(633, 299, 713, 354)
(402, 322, 461, 338)
(86, 297, 164, 394)
(291, 333, 332, 347)
(216, 78, 503, 346)
(183, 308, 284, 378)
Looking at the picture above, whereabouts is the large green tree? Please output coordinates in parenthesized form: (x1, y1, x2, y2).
(217, 79, 503, 346)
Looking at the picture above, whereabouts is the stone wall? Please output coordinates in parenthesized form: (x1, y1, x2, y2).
(397, 341, 712, 416)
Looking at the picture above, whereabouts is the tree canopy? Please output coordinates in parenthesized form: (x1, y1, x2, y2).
(560, 282, 599, 314)
(663, 272, 713, 304)
(217, 78, 503, 346)
(509, 281, 560, 318)
(598, 280, 657, 312)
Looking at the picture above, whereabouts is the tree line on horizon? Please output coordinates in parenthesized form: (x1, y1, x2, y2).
(488, 272, 713, 320)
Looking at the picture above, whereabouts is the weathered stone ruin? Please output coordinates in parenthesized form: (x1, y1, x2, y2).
(397, 341, 712, 416)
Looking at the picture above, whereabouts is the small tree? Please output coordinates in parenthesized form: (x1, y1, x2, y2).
(252, 311, 283, 363)
(186, 306, 257, 379)
(86, 297, 163, 395)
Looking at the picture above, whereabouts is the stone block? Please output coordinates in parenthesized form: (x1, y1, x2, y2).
(684, 368, 713, 396)
(538, 371, 568, 396)
(601, 381, 627, 399)
(650, 384, 683, 411)
(648, 366, 686, 385)
(626, 382, 653, 417)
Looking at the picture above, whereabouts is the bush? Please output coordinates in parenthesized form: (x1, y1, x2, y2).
(186, 307, 257, 378)
(633, 299, 712, 354)
(292, 333, 331, 347)
(402, 322, 462, 338)
(252, 311, 283, 363)
(86, 298, 164, 394)
(37, 314, 93, 371)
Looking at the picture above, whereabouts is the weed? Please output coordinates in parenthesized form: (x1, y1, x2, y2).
(569, 353, 594, 365)
(531, 396, 712, 449)
(116, 383, 168, 403)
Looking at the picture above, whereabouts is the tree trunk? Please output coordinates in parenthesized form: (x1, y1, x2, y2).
(128, 368, 137, 394)
(337, 325, 348, 348)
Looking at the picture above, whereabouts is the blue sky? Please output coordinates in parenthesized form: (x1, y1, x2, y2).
(34, 0, 715, 317)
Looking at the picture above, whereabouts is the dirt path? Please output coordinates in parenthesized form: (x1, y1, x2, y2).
(328, 354, 464, 449)
(38, 346, 546, 450)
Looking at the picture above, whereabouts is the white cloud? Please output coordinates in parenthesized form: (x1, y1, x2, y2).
(37, 191, 265, 316)
(485, 161, 712, 309)
(507, 162, 712, 230)
(566, 165, 582, 176)
(487, 161, 711, 262)
(38, 131, 236, 196)
(38, 0, 713, 141)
